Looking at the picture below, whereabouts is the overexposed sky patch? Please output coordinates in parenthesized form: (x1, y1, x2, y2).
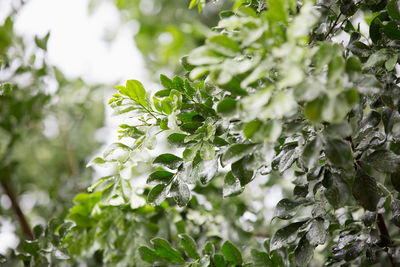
(14, 0, 146, 84)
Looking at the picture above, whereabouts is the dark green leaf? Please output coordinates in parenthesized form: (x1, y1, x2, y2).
(147, 184, 167, 206)
(387, 0, 400, 20)
(274, 198, 312, 220)
(153, 153, 183, 169)
(302, 137, 322, 169)
(231, 156, 255, 186)
(352, 169, 381, 211)
(322, 171, 350, 208)
(217, 97, 236, 115)
(391, 173, 400, 192)
(361, 150, 400, 172)
(147, 170, 174, 184)
(294, 235, 314, 267)
(167, 133, 188, 147)
(270, 221, 308, 250)
(324, 138, 353, 169)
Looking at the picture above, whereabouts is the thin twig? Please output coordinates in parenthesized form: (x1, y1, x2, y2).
(325, 12, 342, 39)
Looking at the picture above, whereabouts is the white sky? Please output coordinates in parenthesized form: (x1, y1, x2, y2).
(14, 0, 147, 85)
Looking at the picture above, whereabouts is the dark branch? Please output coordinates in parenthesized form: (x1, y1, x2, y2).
(1, 180, 34, 240)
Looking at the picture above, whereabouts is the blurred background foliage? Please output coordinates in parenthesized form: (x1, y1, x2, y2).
(90, 0, 234, 77)
(0, 0, 105, 264)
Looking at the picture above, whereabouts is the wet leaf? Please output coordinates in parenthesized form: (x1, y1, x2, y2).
(352, 169, 381, 211)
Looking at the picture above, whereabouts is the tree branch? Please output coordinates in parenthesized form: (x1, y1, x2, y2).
(1, 180, 34, 240)
(377, 213, 395, 267)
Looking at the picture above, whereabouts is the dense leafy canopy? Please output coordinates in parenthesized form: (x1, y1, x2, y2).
(2, 0, 400, 266)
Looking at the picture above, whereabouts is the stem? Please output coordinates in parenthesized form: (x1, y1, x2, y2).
(377, 214, 396, 267)
(0, 179, 34, 240)
(325, 12, 342, 39)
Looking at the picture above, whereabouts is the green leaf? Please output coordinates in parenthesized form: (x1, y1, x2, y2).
(179, 234, 200, 260)
(383, 21, 400, 40)
(324, 138, 353, 169)
(189, 0, 198, 9)
(148, 184, 167, 206)
(361, 150, 400, 172)
(345, 56, 362, 79)
(244, 120, 282, 142)
(270, 221, 308, 250)
(277, 146, 297, 173)
(387, 0, 400, 20)
(294, 235, 314, 267)
(352, 169, 381, 211)
(155, 89, 171, 97)
(304, 97, 323, 122)
(266, 0, 288, 24)
(251, 249, 271, 266)
(153, 153, 183, 169)
(302, 137, 322, 169)
(356, 74, 382, 94)
(274, 199, 311, 220)
(160, 74, 174, 89)
(364, 49, 390, 69)
(385, 54, 398, 71)
(171, 182, 191, 207)
(369, 12, 389, 44)
(391, 173, 400, 192)
(122, 79, 148, 107)
(217, 97, 236, 115)
(322, 171, 350, 208)
(139, 246, 161, 263)
(161, 98, 173, 115)
(167, 133, 188, 147)
(223, 171, 243, 197)
(208, 35, 240, 57)
(221, 143, 257, 166)
(147, 170, 174, 184)
(33, 224, 44, 239)
(221, 241, 243, 265)
(22, 240, 40, 256)
(340, 0, 358, 16)
(151, 238, 185, 263)
(306, 218, 326, 245)
(213, 254, 227, 267)
(231, 156, 254, 186)
(34, 32, 50, 50)
(183, 142, 202, 162)
(188, 47, 224, 66)
(200, 141, 215, 160)
(327, 55, 345, 83)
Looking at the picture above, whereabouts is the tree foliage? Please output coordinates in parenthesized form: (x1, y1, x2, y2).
(3, 0, 400, 266)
